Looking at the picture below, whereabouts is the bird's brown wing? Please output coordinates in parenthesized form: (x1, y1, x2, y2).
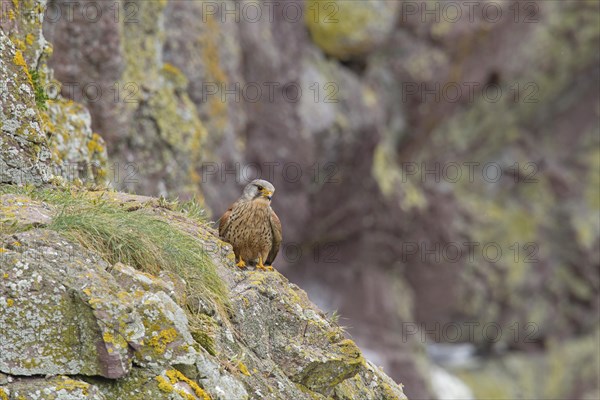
(218, 205, 233, 239)
(266, 209, 282, 265)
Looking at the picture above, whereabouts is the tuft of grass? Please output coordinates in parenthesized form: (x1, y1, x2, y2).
(49, 198, 228, 309)
(0, 220, 21, 236)
(175, 198, 208, 223)
(328, 310, 349, 333)
(0, 184, 77, 205)
(156, 195, 209, 223)
(329, 310, 341, 325)
(0, 184, 228, 310)
(1, 184, 72, 235)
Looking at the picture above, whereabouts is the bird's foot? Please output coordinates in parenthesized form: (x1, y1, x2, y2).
(256, 257, 271, 271)
(236, 258, 247, 269)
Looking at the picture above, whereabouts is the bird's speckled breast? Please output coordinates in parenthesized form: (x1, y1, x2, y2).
(224, 200, 273, 260)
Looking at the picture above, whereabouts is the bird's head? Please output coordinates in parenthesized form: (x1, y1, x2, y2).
(242, 179, 275, 202)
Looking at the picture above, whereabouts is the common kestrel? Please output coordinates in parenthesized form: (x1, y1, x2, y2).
(219, 179, 282, 270)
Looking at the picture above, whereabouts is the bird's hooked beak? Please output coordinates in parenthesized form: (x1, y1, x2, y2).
(261, 189, 273, 201)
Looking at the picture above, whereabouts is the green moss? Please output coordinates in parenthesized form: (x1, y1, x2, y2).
(30, 69, 48, 110)
(120, 0, 166, 90)
(161, 63, 188, 90)
(83, 368, 164, 399)
(304, 0, 395, 59)
(291, 338, 364, 395)
(0, 264, 106, 375)
(146, 85, 207, 154)
(337, 339, 363, 362)
(188, 312, 218, 356)
(294, 383, 328, 400)
(191, 329, 216, 357)
(54, 377, 90, 396)
(201, 13, 229, 132)
(298, 360, 359, 393)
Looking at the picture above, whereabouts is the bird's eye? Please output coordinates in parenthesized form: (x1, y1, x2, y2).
(256, 185, 263, 191)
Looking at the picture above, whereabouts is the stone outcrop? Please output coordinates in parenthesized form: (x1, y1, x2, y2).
(0, 29, 51, 186)
(43, 0, 206, 197)
(1, 0, 108, 186)
(305, 0, 400, 59)
(0, 189, 407, 399)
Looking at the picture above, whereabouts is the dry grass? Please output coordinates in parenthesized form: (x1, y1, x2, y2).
(1, 184, 229, 311)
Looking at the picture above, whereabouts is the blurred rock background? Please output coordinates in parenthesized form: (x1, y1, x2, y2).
(4, 0, 598, 398)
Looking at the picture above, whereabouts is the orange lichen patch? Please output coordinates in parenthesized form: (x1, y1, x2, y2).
(148, 327, 178, 354)
(102, 330, 127, 351)
(162, 62, 183, 76)
(237, 361, 251, 376)
(156, 375, 173, 393)
(40, 108, 57, 135)
(87, 297, 102, 306)
(116, 291, 129, 301)
(12, 50, 33, 84)
(156, 372, 212, 400)
(11, 37, 26, 51)
(165, 369, 212, 400)
(7, 299, 15, 307)
(87, 133, 105, 154)
(102, 331, 114, 343)
(25, 33, 35, 46)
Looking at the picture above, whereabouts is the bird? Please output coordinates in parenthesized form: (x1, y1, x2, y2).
(219, 179, 282, 271)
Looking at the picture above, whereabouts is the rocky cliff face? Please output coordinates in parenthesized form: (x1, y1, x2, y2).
(1, 0, 108, 187)
(0, 187, 407, 399)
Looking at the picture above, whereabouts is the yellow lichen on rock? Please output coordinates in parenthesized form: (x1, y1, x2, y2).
(87, 133, 105, 154)
(305, 0, 399, 59)
(54, 377, 90, 396)
(156, 374, 174, 393)
(156, 369, 211, 400)
(237, 361, 251, 376)
(12, 50, 32, 84)
(148, 327, 179, 354)
(0, 188, 407, 399)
